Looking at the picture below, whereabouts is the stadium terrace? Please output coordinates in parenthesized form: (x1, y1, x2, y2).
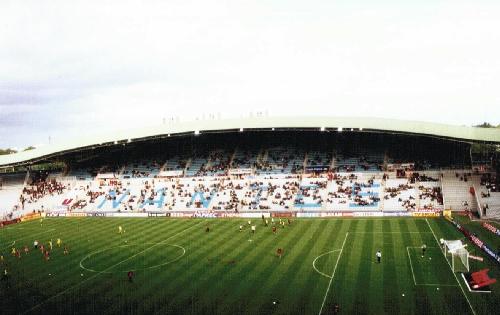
(1, 116, 500, 221)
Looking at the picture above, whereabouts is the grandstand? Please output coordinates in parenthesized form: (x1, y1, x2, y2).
(1, 117, 499, 220)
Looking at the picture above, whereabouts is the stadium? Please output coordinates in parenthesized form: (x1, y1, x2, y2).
(1, 116, 499, 314)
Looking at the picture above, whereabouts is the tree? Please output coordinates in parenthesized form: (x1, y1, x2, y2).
(23, 146, 36, 151)
(0, 148, 17, 155)
(475, 122, 495, 128)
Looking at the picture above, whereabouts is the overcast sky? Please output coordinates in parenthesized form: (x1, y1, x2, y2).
(1, 0, 499, 149)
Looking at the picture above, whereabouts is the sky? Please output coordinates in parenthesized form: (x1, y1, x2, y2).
(0, 0, 499, 149)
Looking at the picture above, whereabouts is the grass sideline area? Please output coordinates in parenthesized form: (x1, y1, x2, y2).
(0, 217, 498, 315)
(453, 215, 500, 254)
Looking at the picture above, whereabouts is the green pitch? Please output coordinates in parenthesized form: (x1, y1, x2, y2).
(0, 217, 498, 315)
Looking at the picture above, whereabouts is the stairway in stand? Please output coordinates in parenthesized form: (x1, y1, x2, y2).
(441, 170, 477, 212)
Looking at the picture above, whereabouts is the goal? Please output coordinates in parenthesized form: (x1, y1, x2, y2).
(444, 240, 469, 272)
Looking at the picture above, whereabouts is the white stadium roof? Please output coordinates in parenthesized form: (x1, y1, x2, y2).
(1, 116, 500, 167)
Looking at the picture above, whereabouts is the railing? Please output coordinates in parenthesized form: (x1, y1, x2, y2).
(440, 173, 447, 210)
(23, 170, 30, 186)
(472, 184, 484, 218)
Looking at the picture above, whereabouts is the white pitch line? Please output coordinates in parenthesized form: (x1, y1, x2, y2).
(4, 227, 50, 231)
(416, 283, 459, 287)
(349, 231, 432, 234)
(407, 246, 458, 287)
(79, 243, 186, 273)
(312, 249, 342, 279)
(426, 219, 476, 315)
(318, 232, 349, 315)
(406, 247, 417, 285)
(22, 220, 204, 315)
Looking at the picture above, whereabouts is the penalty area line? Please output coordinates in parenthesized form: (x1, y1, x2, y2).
(349, 231, 432, 234)
(22, 220, 205, 315)
(318, 232, 349, 315)
(407, 247, 458, 287)
(407, 247, 417, 285)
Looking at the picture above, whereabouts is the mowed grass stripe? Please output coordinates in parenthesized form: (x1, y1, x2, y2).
(18, 218, 177, 314)
(50, 219, 207, 315)
(1, 219, 106, 313)
(153, 220, 260, 314)
(132, 220, 239, 315)
(395, 218, 417, 314)
(304, 219, 349, 315)
(22, 219, 205, 314)
(92, 219, 219, 315)
(69, 219, 208, 315)
(204, 220, 315, 314)
(165, 221, 269, 310)
(250, 220, 326, 314)
(259, 219, 339, 315)
(183, 221, 278, 314)
(352, 220, 374, 314)
(326, 219, 364, 314)
(381, 220, 400, 315)
(367, 220, 385, 313)
(82, 218, 188, 273)
(407, 219, 449, 312)
(211, 220, 316, 314)
(7, 219, 124, 310)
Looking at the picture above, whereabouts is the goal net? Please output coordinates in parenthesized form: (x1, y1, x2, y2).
(443, 240, 469, 272)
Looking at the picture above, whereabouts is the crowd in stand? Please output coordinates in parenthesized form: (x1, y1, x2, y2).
(455, 172, 472, 183)
(20, 178, 67, 209)
(383, 181, 416, 211)
(480, 173, 497, 195)
(195, 151, 231, 177)
(385, 184, 413, 198)
(418, 186, 442, 203)
(383, 173, 443, 211)
(4, 146, 460, 216)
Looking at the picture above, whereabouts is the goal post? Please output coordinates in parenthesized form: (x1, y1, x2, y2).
(451, 247, 470, 273)
(443, 240, 470, 273)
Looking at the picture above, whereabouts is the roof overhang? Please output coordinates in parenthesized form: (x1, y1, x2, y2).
(1, 116, 499, 167)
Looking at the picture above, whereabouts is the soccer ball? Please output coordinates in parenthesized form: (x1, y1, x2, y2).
(273, 301, 276, 305)
(437, 288, 439, 291)
(81, 274, 83, 276)
(402, 294, 405, 296)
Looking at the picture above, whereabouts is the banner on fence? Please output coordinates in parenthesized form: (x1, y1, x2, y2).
(20, 212, 41, 222)
(482, 222, 500, 236)
(319, 212, 353, 217)
(446, 217, 500, 264)
(412, 210, 441, 217)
